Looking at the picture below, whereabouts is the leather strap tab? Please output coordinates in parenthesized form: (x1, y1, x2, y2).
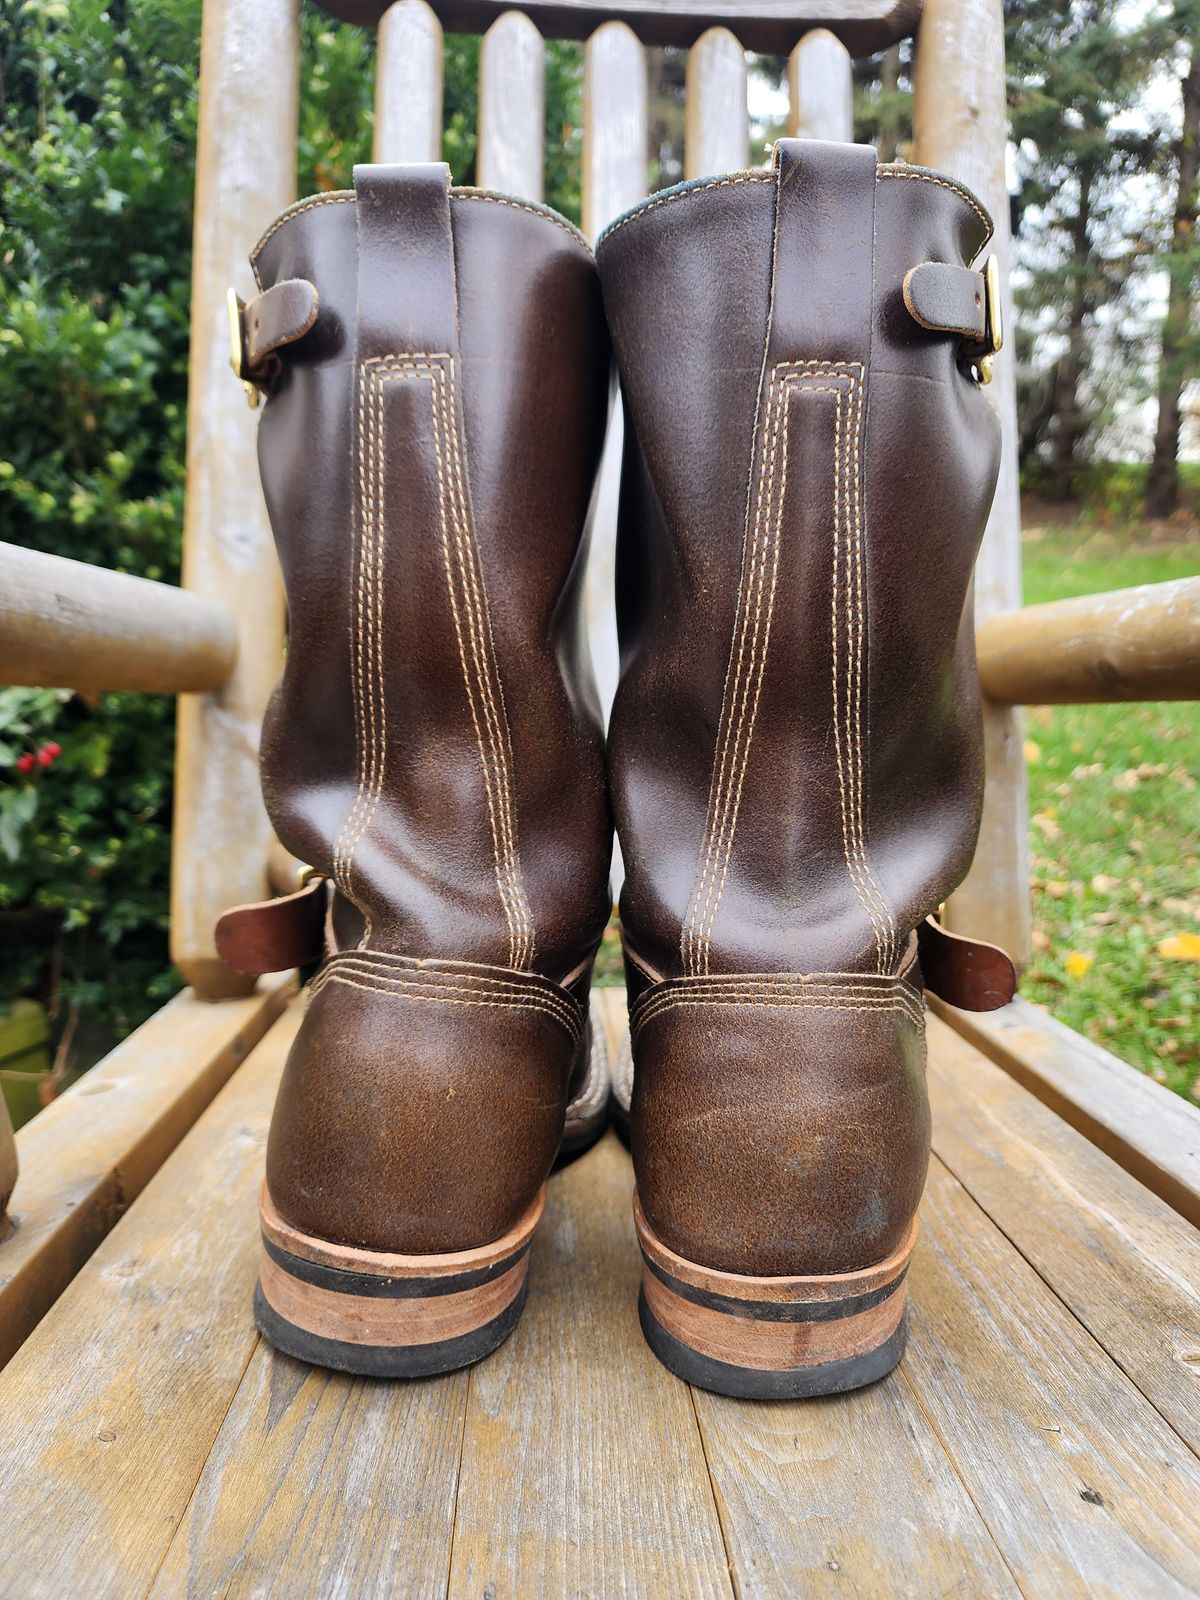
(215, 877, 327, 976)
(352, 162, 458, 358)
(243, 278, 320, 371)
(903, 262, 987, 345)
(917, 916, 1016, 1012)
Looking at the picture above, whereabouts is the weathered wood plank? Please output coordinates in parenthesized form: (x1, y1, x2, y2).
(787, 26, 853, 140)
(150, 1354, 466, 1597)
(693, 1340, 1019, 1596)
(913, 0, 1031, 968)
(0, 543, 237, 696)
(977, 577, 1200, 704)
(932, 995, 1200, 1230)
(478, 9, 546, 200)
(906, 1157, 1200, 1594)
(375, 0, 444, 162)
(685, 26, 749, 179)
(447, 1133, 732, 1597)
(315, 0, 924, 56)
(0, 974, 293, 1371)
(171, 0, 297, 1000)
(925, 1012, 1200, 1458)
(0, 1002, 301, 1597)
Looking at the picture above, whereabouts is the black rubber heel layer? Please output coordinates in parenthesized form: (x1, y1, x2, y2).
(254, 1279, 529, 1379)
(638, 1289, 910, 1400)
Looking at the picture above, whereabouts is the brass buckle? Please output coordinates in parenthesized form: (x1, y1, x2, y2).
(226, 287, 260, 410)
(977, 255, 1003, 385)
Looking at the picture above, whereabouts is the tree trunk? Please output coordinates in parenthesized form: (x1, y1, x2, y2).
(1146, 36, 1200, 520)
(1052, 166, 1093, 487)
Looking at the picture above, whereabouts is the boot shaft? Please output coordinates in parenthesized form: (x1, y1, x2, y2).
(598, 140, 1001, 982)
(250, 165, 612, 982)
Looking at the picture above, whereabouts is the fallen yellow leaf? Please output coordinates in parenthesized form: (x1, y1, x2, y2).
(1065, 951, 1093, 978)
(1024, 740, 1042, 764)
(1159, 932, 1200, 962)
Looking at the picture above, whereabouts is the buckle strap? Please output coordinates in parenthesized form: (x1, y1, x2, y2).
(226, 278, 320, 408)
(903, 255, 1003, 382)
(214, 873, 327, 976)
(917, 915, 1016, 1012)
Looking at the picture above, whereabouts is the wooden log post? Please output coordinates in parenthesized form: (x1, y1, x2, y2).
(978, 577, 1200, 705)
(788, 27, 853, 141)
(171, 0, 299, 999)
(478, 10, 546, 199)
(914, 0, 1031, 968)
(685, 27, 749, 179)
(0, 545, 237, 696)
(375, 0, 444, 162)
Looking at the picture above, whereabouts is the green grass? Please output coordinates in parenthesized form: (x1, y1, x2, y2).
(1020, 518, 1200, 1100)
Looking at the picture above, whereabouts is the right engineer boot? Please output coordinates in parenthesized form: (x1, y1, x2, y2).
(598, 139, 1016, 1399)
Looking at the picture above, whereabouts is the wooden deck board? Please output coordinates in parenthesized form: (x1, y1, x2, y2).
(1, 992, 1199, 1596)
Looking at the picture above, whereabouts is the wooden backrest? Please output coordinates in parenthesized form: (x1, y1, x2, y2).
(169, 0, 1027, 996)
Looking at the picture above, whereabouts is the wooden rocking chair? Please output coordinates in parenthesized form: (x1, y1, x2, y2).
(1, 2, 1199, 1589)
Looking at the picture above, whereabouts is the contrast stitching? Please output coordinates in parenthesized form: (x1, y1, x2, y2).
(311, 971, 582, 1041)
(250, 192, 355, 284)
(310, 972, 580, 1034)
(598, 172, 773, 246)
(632, 994, 924, 1039)
(331, 351, 534, 968)
(316, 953, 579, 1024)
(451, 190, 592, 253)
(683, 359, 896, 977)
(876, 167, 992, 243)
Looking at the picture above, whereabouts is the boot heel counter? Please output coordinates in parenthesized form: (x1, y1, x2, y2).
(266, 957, 581, 1254)
(629, 975, 930, 1279)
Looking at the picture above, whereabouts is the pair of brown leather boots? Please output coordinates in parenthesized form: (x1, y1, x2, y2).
(219, 139, 1013, 1400)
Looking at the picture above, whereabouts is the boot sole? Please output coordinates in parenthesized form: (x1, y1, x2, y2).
(255, 997, 611, 1377)
(255, 1183, 543, 1378)
(634, 1191, 917, 1399)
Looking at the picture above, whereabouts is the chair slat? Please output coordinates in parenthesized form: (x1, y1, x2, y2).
(172, 0, 299, 1000)
(684, 27, 749, 180)
(478, 10, 546, 200)
(912, 0, 1031, 966)
(582, 20, 648, 236)
(582, 23, 648, 757)
(788, 26, 853, 140)
(375, 0, 444, 161)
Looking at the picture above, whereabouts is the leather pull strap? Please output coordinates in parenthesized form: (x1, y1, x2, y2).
(917, 916, 1016, 1012)
(352, 162, 459, 357)
(903, 261, 987, 345)
(214, 877, 328, 976)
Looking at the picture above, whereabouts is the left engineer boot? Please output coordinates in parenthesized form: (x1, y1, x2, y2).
(215, 163, 612, 1377)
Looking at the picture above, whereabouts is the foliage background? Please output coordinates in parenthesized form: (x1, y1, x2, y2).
(0, 0, 1196, 1098)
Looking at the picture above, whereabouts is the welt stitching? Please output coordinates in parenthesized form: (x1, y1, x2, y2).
(437, 361, 534, 968)
(600, 172, 773, 246)
(876, 168, 992, 240)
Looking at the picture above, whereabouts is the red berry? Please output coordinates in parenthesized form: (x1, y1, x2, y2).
(37, 748, 54, 767)
(43, 741, 61, 759)
(17, 752, 36, 774)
